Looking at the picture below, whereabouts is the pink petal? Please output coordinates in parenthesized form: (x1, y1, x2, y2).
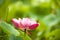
(19, 22, 26, 30)
(30, 20, 37, 25)
(21, 18, 31, 27)
(29, 24, 39, 30)
(12, 18, 21, 28)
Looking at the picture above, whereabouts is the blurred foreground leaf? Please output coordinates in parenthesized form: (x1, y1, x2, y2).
(8, 35, 23, 40)
(0, 21, 20, 36)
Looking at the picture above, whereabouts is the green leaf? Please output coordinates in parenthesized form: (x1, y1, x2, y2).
(43, 14, 58, 27)
(8, 35, 23, 40)
(42, 14, 59, 37)
(0, 21, 20, 36)
(46, 29, 60, 39)
(56, 7, 60, 21)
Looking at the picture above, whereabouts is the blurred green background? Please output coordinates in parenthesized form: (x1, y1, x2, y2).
(0, 0, 60, 40)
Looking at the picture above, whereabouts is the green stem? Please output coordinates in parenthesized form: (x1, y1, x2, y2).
(24, 29, 27, 40)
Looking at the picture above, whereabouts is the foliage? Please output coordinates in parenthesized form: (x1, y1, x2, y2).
(0, 0, 60, 40)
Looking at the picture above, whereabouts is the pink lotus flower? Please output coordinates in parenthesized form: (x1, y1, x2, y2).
(12, 18, 39, 31)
